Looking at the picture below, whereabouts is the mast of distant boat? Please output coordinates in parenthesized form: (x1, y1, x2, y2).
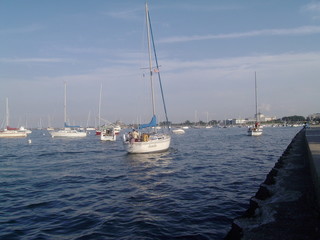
(255, 72, 259, 123)
(6, 97, 9, 128)
(64, 81, 67, 127)
(98, 83, 102, 129)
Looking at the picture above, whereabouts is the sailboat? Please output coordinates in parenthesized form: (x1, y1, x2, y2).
(95, 84, 103, 135)
(101, 127, 116, 141)
(248, 72, 263, 136)
(205, 112, 213, 128)
(50, 82, 87, 138)
(122, 2, 171, 153)
(0, 97, 27, 138)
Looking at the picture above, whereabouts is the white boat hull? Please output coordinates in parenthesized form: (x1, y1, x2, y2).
(172, 129, 185, 134)
(0, 130, 27, 138)
(101, 134, 116, 141)
(50, 129, 87, 138)
(123, 134, 171, 153)
(247, 128, 263, 136)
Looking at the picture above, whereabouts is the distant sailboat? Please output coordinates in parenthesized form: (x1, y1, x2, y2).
(122, 2, 171, 153)
(96, 84, 103, 135)
(206, 112, 212, 128)
(101, 127, 116, 141)
(50, 82, 87, 138)
(0, 98, 27, 138)
(47, 115, 54, 131)
(248, 72, 263, 136)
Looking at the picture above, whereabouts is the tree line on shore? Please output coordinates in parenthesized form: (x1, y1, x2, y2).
(160, 115, 320, 127)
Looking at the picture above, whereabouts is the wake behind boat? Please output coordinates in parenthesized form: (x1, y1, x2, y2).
(123, 2, 171, 154)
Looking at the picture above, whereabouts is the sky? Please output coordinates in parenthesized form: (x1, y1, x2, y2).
(1, 0, 320, 128)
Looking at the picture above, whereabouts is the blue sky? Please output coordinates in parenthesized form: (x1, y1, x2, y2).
(1, 0, 320, 127)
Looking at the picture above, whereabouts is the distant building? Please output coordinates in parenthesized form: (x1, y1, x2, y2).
(308, 113, 320, 120)
(255, 112, 265, 121)
(230, 113, 277, 125)
(254, 113, 276, 122)
(231, 119, 246, 125)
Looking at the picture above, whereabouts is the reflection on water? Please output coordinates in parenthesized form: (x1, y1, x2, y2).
(125, 150, 173, 167)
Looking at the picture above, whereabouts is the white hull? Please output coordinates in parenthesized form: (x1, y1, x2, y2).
(123, 134, 171, 153)
(0, 130, 27, 138)
(114, 125, 121, 135)
(172, 129, 185, 134)
(50, 129, 87, 138)
(101, 133, 116, 141)
(247, 128, 263, 136)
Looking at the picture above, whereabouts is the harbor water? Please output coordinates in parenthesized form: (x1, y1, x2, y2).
(0, 126, 301, 239)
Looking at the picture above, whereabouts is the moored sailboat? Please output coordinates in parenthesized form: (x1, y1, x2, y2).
(0, 98, 27, 138)
(248, 72, 263, 136)
(50, 82, 87, 138)
(122, 2, 171, 153)
(101, 126, 116, 141)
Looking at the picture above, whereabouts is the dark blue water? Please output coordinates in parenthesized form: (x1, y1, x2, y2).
(0, 126, 301, 239)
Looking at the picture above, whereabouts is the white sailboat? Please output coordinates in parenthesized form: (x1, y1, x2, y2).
(0, 98, 27, 138)
(101, 127, 116, 141)
(95, 84, 103, 136)
(205, 112, 213, 128)
(50, 82, 87, 138)
(248, 72, 263, 136)
(122, 2, 171, 153)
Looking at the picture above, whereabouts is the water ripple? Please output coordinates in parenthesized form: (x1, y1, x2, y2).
(0, 127, 301, 239)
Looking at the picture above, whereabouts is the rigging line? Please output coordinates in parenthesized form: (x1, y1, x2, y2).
(147, 9, 170, 128)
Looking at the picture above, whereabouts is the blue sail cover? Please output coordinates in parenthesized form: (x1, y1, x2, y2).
(64, 122, 81, 128)
(138, 115, 157, 129)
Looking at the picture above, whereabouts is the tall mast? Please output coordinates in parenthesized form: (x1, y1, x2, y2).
(255, 72, 259, 122)
(98, 83, 102, 128)
(64, 81, 67, 125)
(145, 2, 156, 116)
(6, 97, 9, 127)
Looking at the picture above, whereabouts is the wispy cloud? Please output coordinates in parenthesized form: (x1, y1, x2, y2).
(303, 2, 320, 12)
(175, 3, 243, 12)
(159, 25, 320, 43)
(0, 24, 44, 35)
(0, 58, 71, 63)
(104, 7, 141, 20)
(302, 2, 320, 19)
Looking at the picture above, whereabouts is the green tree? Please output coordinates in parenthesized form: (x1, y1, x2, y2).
(282, 115, 305, 122)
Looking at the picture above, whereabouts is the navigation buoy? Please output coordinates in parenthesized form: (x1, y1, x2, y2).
(28, 139, 32, 144)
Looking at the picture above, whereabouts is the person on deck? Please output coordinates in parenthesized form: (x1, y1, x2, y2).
(132, 129, 139, 141)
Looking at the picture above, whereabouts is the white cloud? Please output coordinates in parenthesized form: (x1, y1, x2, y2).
(104, 8, 141, 20)
(0, 58, 71, 63)
(303, 2, 320, 12)
(0, 24, 44, 35)
(159, 26, 320, 43)
(301, 2, 320, 20)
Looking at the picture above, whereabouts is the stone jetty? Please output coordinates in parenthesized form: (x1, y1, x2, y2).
(225, 126, 320, 240)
